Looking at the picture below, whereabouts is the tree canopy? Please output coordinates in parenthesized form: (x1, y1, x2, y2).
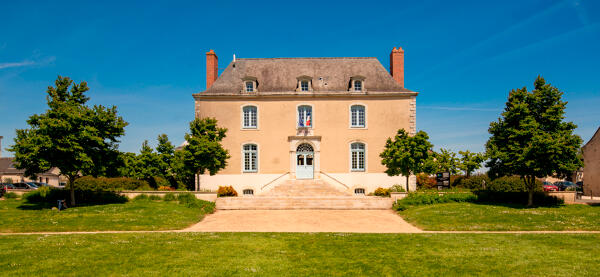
(8, 76, 127, 205)
(485, 76, 582, 206)
(457, 150, 486, 178)
(433, 148, 459, 174)
(380, 129, 434, 192)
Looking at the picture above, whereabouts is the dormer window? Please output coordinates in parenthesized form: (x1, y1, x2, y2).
(349, 76, 366, 92)
(245, 81, 254, 92)
(296, 76, 313, 92)
(241, 76, 258, 93)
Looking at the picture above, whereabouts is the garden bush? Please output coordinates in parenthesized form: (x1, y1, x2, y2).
(474, 191, 563, 206)
(483, 176, 543, 192)
(451, 174, 491, 190)
(133, 194, 149, 201)
(23, 187, 127, 205)
(388, 184, 406, 192)
(393, 192, 476, 211)
(147, 176, 170, 189)
(416, 173, 437, 189)
(74, 176, 152, 191)
(176, 193, 216, 212)
(217, 186, 238, 197)
(163, 193, 177, 201)
(148, 194, 162, 201)
(158, 186, 175, 191)
(3, 192, 18, 199)
(373, 187, 390, 197)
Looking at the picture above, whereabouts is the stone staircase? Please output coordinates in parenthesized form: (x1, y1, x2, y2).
(216, 179, 394, 210)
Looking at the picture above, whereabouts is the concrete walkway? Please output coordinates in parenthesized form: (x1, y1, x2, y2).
(183, 209, 422, 233)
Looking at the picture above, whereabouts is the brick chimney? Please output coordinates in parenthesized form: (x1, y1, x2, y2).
(390, 47, 404, 87)
(206, 50, 218, 89)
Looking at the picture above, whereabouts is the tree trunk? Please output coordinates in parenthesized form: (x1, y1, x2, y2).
(466, 171, 471, 178)
(406, 174, 410, 192)
(68, 176, 76, 206)
(525, 176, 534, 207)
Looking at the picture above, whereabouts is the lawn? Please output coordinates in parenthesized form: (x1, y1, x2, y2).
(0, 198, 213, 232)
(0, 232, 598, 276)
(400, 202, 600, 231)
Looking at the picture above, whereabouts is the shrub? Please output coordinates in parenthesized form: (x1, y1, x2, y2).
(474, 191, 563, 206)
(393, 192, 476, 211)
(3, 192, 18, 199)
(416, 173, 437, 189)
(74, 176, 151, 191)
(3, 177, 14, 184)
(23, 187, 127, 205)
(158, 186, 175, 191)
(133, 194, 149, 201)
(217, 186, 238, 197)
(176, 193, 216, 213)
(148, 194, 162, 201)
(452, 174, 491, 190)
(388, 184, 406, 192)
(147, 176, 170, 189)
(373, 187, 390, 197)
(163, 193, 177, 201)
(483, 176, 543, 193)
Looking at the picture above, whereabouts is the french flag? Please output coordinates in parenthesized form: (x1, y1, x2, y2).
(305, 115, 311, 126)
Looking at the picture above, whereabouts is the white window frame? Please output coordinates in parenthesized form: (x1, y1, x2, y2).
(245, 81, 254, 92)
(297, 104, 313, 128)
(296, 76, 313, 92)
(349, 76, 366, 92)
(349, 104, 366, 128)
(242, 143, 258, 173)
(350, 142, 366, 172)
(241, 105, 258, 129)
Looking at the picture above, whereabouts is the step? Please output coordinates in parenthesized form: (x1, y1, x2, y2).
(263, 179, 351, 197)
(216, 196, 394, 210)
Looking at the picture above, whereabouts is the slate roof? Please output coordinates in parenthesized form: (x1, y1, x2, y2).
(0, 157, 59, 176)
(195, 57, 416, 96)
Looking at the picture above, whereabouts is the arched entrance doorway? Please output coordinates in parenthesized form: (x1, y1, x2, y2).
(296, 143, 314, 179)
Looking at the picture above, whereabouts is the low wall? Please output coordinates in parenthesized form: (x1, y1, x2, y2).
(119, 191, 217, 202)
(390, 192, 408, 201)
(5, 189, 31, 196)
(546, 191, 576, 204)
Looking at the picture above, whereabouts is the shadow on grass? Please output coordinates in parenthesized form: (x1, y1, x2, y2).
(17, 190, 129, 210)
(470, 201, 564, 209)
(16, 200, 129, 210)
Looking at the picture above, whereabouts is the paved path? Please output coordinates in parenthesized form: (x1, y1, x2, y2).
(183, 209, 422, 233)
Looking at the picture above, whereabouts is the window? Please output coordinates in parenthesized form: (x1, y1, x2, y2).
(351, 142, 365, 171)
(242, 106, 257, 129)
(243, 189, 254, 196)
(354, 188, 365, 195)
(245, 81, 254, 92)
(243, 144, 258, 172)
(354, 80, 362, 91)
(301, 80, 309, 92)
(350, 105, 365, 127)
(297, 105, 312, 128)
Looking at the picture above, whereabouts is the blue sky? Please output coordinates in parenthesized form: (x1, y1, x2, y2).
(1, 0, 599, 157)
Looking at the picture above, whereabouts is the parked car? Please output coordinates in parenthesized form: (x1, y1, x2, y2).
(28, 182, 50, 187)
(1, 183, 16, 190)
(543, 181, 558, 192)
(12, 182, 38, 190)
(554, 181, 576, 191)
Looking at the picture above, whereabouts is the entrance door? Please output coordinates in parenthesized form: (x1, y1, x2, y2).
(296, 143, 314, 179)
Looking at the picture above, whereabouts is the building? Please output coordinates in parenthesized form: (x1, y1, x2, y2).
(583, 127, 600, 196)
(0, 157, 64, 186)
(193, 47, 417, 195)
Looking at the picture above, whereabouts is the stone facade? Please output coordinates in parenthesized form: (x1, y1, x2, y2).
(193, 48, 418, 194)
(583, 127, 600, 196)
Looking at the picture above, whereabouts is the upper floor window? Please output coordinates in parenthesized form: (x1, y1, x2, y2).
(349, 76, 366, 92)
(242, 106, 257, 129)
(245, 81, 254, 92)
(243, 144, 258, 172)
(350, 142, 366, 171)
(350, 105, 365, 128)
(298, 105, 312, 128)
(301, 81, 309, 91)
(353, 80, 362, 91)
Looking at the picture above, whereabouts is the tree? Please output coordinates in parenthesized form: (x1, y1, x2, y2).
(457, 150, 485, 178)
(8, 76, 127, 206)
(182, 118, 230, 191)
(156, 134, 175, 178)
(433, 148, 459, 174)
(380, 129, 434, 192)
(136, 140, 162, 180)
(485, 76, 582, 206)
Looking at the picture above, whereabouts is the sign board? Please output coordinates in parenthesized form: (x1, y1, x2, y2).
(436, 172, 450, 190)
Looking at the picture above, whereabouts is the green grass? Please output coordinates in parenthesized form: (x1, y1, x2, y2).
(0, 233, 598, 276)
(0, 198, 213, 232)
(400, 202, 600, 231)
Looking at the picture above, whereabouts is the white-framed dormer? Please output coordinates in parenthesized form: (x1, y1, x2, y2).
(295, 103, 314, 130)
(295, 75, 313, 92)
(349, 75, 366, 92)
(241, 76, 258, 93)
(348, 102, 367, 129)
(348, 140, 368, 172)
(240, 104, 259, 130)
(241, 142, 259, 173)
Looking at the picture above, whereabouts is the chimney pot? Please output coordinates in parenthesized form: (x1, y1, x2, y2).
(390, 47, 405, 87)
(206, 50, 218, 89)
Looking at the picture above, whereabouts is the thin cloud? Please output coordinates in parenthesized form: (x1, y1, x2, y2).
(0, 60, 35, 69)
(419, 105, 499, 112)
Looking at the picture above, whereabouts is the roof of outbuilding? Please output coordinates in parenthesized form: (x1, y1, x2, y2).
(195, 57, 416, 96)
(0, 157, 60, 176)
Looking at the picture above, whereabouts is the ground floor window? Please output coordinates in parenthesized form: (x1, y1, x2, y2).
(243, 144, 258, 172)
(354, 188, 365, 195)
(351, 142, 365, 171)
(243, 189, 254, 195)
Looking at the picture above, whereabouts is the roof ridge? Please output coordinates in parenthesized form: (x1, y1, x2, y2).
(237, 57, 377, 60)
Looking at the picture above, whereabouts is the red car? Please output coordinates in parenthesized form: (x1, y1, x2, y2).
(543, 182, 558, 192)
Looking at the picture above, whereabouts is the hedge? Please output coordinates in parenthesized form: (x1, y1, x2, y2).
(74, 176, 152, 191)
(23, 186, 127, 205)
